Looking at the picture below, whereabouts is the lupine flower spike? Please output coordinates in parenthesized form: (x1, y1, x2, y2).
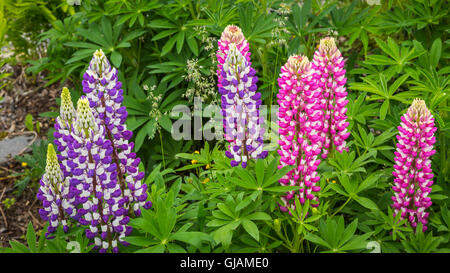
(38, 50, 152, 252)
(217, 26, 267, 168)
(69, 97, 130, 253)
(82, 49, 151, 216)
(37, 144, 71, 237)
(53, 87, 76, 178)
(311, 37, 350, 158)
(277, 55, 321, 211)
(392, 99, 436, 231)
(219, 43, 267, 168)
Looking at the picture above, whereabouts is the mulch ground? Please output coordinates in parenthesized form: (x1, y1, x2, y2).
(0, 62, 62, 247)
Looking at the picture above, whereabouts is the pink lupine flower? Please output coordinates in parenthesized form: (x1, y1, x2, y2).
(392, 99, 436, 231)
(277, 55, 321, 211)
(311, 37, 350, 158)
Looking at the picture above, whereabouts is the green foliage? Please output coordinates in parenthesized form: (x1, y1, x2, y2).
(14, 137, 52, 196)
(0, 222, 93, 253)
(3, 0, 449, 254)
(401, 223, 443, 253)
(1, 197, 16, 209)
(304, 216, 373, 253)
(2, 0, 70, 59)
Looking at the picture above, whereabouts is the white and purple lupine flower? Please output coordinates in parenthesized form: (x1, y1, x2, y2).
(39, 50, 152, 252)
(277, 55, 321, 211)
(392, 98, 436, 231)
(311, 37, 350, 158)
(53, 87, 75, 176)
(37, 144, 71, 237)
(82, 49, 150, 216)
(219, 43, 267, 168)
(53, 87, 81, 208)
(66, 97, 131, 253)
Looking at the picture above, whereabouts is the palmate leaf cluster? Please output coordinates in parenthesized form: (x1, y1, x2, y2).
(1, 0, 449, 253)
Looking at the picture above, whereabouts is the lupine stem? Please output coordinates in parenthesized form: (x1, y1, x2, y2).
(159, 130, 166, 169)
(331, 196, 351, 217)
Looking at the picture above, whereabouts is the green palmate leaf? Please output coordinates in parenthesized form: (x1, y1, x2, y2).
(152, 29, 178, 41)
(217, 203, 235, 218)
(355, 196, 379, 211)
(241, 219, 259, 241)
(125, 236, 155, 247)
(213, 224, 235, 247)
(246, 212, 271, 221)
(166, 243, 186, 253)
(170, 232, 212, 249)
(429, 38, 442, 68)
(26, 222, 36, 253)
(255, 159, 265, 186)
(186, 35, 198, 56)
(380, 100, 389, 120)
(207, 219, 230, 227)
(110, 51, 122, 67)
(328, 183, 348, 197)
(135, 244, 166, 253)
(9, 241, 30, 253)
(176, 31, 185, 54)
(158, 115, 172, 133)
(304, 233, 332, 249)
(339, 232, 373, 252)
(161, 35, 177, 56)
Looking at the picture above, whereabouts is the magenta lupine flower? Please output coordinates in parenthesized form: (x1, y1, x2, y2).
(277, 55, 321, 211)
(82, 49, 150, 216)
(217, 25, 251, 92)
(37, 144, 71, 237)
(392, 99, 436, 231)
(311, 37, 350, 158)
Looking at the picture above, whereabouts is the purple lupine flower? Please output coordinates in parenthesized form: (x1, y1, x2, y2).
(311, 37, 350, 158)
(37, 144, 71, 237)
(392, 99, 436, 232)
(81, 49, 150, 216)
(67, 97, 130, 253)
(220, 43, 267, 168)
(277, 55, 321, 212)
(39, 49, 153, 252)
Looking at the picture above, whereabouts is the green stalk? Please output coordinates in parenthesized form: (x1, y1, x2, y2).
(331, 196, 352, 217)
(159, 130, 166, 169)
(260, 231, 292, 250)
(187, 0, 196, 19)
